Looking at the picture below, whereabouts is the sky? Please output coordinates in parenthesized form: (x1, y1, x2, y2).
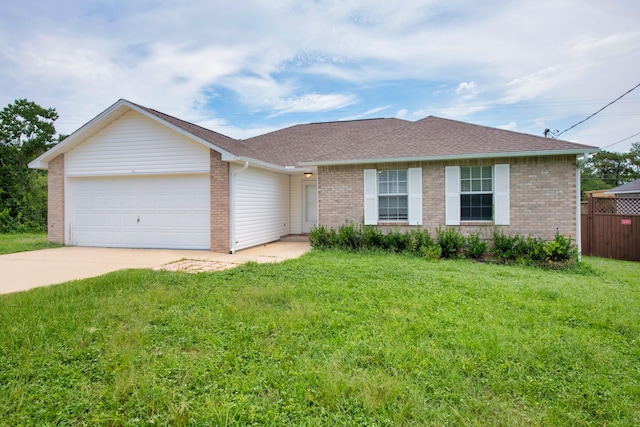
(1, 0, 639, 151)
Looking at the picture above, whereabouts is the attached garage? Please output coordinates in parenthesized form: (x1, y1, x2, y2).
(55, 104, 217, 250)
(68, 174, 210, 249)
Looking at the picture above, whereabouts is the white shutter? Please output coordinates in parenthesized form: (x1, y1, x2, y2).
(407, 167, 422, 225)
(364, 169, 378, 225)
(493, 164, 510, 225)
(445, 166, 461, 225)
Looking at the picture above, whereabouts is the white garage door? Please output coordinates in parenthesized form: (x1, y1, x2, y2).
(69, 174, 210, 249)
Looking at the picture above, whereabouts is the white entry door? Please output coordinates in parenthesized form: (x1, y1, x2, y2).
(68, 174, 210, 249)
(302, 182, 317, 233)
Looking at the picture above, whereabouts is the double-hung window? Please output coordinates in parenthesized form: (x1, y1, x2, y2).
(460, 166, 493, 221)
(445, 164, 510, 226)
(364, 168, 422, 225)
(378, 170, 408, 221)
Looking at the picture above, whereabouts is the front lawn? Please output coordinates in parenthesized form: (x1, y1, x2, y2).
(0, 233, 61, 255)
(1, 251, 638, 425)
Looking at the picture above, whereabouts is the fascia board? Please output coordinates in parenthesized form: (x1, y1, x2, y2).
(299, 148, 601, 166)
(233, 156, 313, 174)
(127, 102, 239, 160)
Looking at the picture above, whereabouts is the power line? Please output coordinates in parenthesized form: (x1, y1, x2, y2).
(602, 131, 640, 149)
(554, 83, 640, 138)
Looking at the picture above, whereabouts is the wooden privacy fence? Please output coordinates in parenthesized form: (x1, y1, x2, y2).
(581, 196, 640, 261)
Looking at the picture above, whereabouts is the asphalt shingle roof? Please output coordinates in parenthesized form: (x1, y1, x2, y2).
(305, 116, 598, 164)
(240, 118, 410, 167)
(134, 101, 599, 167)
(606, 179, 640, 194)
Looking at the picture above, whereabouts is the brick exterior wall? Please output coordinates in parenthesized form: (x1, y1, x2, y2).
(47, 154, 65, 244)
(210, 150, 230, 252)
(318, 155, 578, 241)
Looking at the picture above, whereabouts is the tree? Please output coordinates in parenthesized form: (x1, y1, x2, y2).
(0, 99, 59, 232)
(580, 146, 640, 198)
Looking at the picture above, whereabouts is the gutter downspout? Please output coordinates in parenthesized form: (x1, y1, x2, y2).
(576, 153, 589, 261)
(230, 160, 249, 254)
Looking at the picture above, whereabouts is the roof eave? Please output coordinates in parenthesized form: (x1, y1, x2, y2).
(299, 148, 600, 167)
(234, 157, 313, 174)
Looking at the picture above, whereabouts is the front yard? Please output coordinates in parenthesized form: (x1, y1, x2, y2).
(1, 250, 638, 425)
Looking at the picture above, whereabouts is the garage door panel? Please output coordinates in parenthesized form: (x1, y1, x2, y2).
(69, 175, 210, 249)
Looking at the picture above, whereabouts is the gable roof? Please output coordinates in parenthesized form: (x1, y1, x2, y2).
(29, 99, 257, 170)
(299, 116, 599, 166)
(30, 99, 599, 171)
(605, 179, 640, 195)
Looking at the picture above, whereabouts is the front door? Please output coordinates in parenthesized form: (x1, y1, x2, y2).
(302, 181, 317, 233)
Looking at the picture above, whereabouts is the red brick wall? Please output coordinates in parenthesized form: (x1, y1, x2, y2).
(318, 155, 578, 241)
(210, 150, 230, 252)
(47, 154, 65, 244)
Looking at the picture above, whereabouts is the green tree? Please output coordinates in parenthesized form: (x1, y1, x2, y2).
(580, 148, 640, 198)
(0, 99, 59, 232)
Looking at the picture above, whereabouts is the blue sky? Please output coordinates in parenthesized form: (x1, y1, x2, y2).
(1, 0, 638, 151)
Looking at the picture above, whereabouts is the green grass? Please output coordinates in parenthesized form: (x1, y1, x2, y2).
(1, 251, 639, 426)
(0, 233, 61, 255)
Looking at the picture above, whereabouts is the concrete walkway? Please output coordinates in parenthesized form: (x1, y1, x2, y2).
(0, 241, 311, 295)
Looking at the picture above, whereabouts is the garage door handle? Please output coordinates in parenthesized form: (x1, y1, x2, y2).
(137, 216, 140, 223)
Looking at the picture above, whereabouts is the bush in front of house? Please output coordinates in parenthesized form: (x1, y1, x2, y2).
(310, 223, 440, 256)
(435, 226, 466, 259)
(492, 229, 578, 266)
(310, 222, 578, 267)
(464, 230, 488, 260)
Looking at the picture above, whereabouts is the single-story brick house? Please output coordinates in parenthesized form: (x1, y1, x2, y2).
(30, 99, 599, 253)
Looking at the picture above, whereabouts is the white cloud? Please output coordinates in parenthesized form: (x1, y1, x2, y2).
(340, 105, 391, 121)
(455, 81, 478, 100)
(497, 121, 518, 131)
(268, 93, 358, 117)
(0, 0, 637, 150)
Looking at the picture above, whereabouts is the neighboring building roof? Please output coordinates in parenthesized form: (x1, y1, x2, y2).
(299, 116, 599, 165)
(605, 179, 640, 195)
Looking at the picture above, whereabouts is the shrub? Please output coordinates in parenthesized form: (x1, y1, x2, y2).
(465, 231, 487, 259)
(492, 229, 578, 266)
(436, 227, 465, 259)
(362, 226, 385, 250)
(492, 229, 521, 263)
(309, 225, 337, 249)
(337, 221, 364, 251)
(545, 234, 578, 262)
(420, 244, 442, 260)
(383, 228, 408, 253)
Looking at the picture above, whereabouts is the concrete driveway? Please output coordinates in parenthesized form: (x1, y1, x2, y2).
(0, 240, 311, 295)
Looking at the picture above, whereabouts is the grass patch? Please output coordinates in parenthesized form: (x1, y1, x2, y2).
(0, 233, 61, 255)
(1, 251, 639, 425)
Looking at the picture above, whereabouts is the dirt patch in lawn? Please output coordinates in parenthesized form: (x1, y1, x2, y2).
(153, 259, 238, 273)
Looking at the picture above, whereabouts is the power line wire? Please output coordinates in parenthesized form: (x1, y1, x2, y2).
(602, 131, 640, 149)
(555, 83, 640, 138)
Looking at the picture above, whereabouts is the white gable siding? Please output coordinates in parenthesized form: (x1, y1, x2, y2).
(233, 166, 290, 251)
(65, 110, 210, 176)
